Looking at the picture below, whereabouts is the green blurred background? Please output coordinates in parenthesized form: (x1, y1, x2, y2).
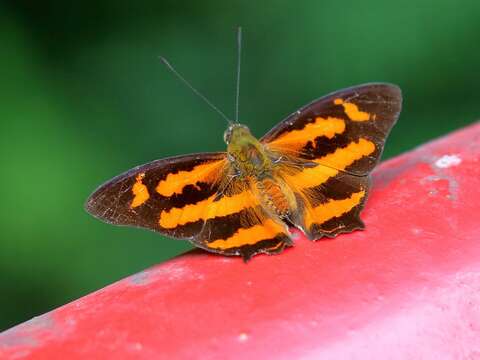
(1, 0, 478, 331)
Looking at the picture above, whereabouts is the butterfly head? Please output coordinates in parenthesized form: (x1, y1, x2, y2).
(223, 123, 250, 144)
(224, 123, 270, 174)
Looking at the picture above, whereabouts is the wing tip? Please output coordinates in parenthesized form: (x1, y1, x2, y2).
(83, 182, 121, 225)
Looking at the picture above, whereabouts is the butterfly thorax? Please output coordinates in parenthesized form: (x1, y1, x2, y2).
(225, 123, 297, 219)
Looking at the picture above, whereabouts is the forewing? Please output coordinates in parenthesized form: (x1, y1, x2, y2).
(85, 152, 228, 239)
(262, 83, 402, 176)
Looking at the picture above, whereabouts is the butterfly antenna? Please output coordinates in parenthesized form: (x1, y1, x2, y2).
(235, 26, 242, 123)
(159, 56, 232, 124)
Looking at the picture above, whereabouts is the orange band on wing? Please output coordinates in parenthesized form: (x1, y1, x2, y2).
(334, 98, 371, 121)
(208, 219, 286, 250)
(304, 190, 366, 228)
(159, 190, 258, 229)
(156, 160, 224, 197)
(268, 117, 345, 149)
(316, 138, 376, 171)
(284, 138, 376, 188)
(131, 173, 150, 208)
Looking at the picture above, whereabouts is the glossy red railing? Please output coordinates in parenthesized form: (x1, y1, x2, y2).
(1, 122, 480, 359)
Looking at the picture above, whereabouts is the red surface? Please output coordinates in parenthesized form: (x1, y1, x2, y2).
(2, 123, 480, 359)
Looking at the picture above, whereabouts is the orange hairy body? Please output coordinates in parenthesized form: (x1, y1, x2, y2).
(256, 178, 291, 218)
(224, 124, 298, 221)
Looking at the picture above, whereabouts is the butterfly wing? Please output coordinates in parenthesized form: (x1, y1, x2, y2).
(85, 152, 291, 260)
(192, 179, 292, 261)
(85, 152, 229, 239)
(262, 83, 402, 239)
(279, 162, 370, 239)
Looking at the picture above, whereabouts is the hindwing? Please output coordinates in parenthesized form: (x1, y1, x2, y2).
(193, 182, 292, 261)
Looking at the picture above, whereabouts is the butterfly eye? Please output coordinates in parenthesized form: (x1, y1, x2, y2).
(223, 128, 232, 144)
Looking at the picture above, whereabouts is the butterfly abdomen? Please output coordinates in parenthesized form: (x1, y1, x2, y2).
(256, 177, 293, 218)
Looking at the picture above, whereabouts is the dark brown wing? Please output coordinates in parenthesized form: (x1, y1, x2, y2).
(85, 152, 292, 260)
(262, 83, 402, 239)
(192, 180, 292, 261)
(262, 83, 402, 175)
(85, 152, 228, 239)
(280, 161, 370, 239)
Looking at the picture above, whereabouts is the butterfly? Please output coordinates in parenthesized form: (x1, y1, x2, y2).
(85, 82, 402, 261)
